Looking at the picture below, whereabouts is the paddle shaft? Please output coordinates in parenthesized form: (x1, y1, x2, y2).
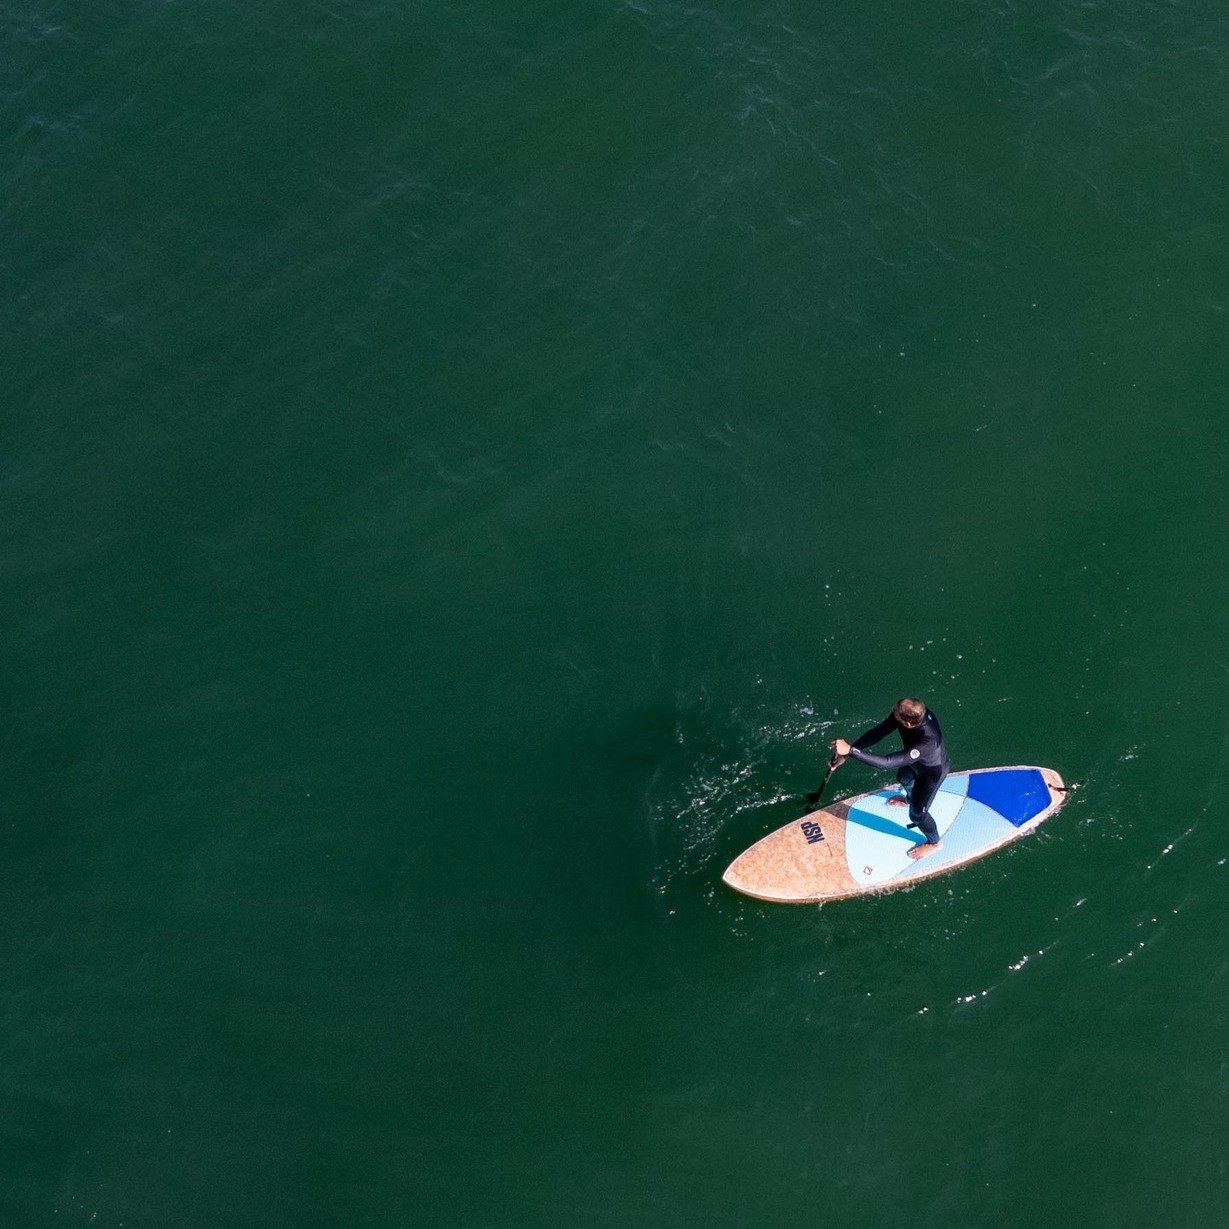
(806, 754, 843, 806)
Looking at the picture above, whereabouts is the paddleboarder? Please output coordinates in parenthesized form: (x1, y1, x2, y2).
(831, 697, 950, 860)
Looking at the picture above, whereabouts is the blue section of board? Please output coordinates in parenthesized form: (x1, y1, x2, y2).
(966, 768, 1051, 827)
(898, 798, 1015, 879)
(841, 769, 1056, 888)
(844, 789, 965, 887)
(937, 773, 969, 797)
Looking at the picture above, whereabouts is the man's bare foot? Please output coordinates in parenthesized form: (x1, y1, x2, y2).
(907, 841, 942, 861)
(886, 796, 909, 807)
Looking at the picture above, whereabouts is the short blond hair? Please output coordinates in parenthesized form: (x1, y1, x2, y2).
(893, 697, 925, 725)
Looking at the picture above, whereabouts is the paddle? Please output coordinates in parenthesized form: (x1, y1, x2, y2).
(804, 754, 844, 807)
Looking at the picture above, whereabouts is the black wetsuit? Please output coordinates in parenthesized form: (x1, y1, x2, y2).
(847, 709, 950, 844)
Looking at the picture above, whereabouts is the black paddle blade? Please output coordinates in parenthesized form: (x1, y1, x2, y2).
(803, 758, 841, 807)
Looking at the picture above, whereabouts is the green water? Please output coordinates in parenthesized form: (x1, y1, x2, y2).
(3, 1, 1228, 1225)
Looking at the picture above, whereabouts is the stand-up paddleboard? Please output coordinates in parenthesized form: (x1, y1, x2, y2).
(723, 766, 1066, 904)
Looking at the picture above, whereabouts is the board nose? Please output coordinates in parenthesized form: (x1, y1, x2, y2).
(721, 855, 748, 892)
(722, 849, 818, 904)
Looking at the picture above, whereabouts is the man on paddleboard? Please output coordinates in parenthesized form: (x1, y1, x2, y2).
(831, 697, 950, 861)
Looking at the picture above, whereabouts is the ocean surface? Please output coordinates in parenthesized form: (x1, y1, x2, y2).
(3, 1, 1228, 1225)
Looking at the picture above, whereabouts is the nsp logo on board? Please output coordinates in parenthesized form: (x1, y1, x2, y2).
(799, 820, 825, 845)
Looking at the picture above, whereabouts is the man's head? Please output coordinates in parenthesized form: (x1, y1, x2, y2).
(893, 697, 926, 728)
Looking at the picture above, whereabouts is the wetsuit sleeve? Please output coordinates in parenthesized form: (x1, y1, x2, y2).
(852, 716, 896, 751)
(848, 744, 917, 771)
